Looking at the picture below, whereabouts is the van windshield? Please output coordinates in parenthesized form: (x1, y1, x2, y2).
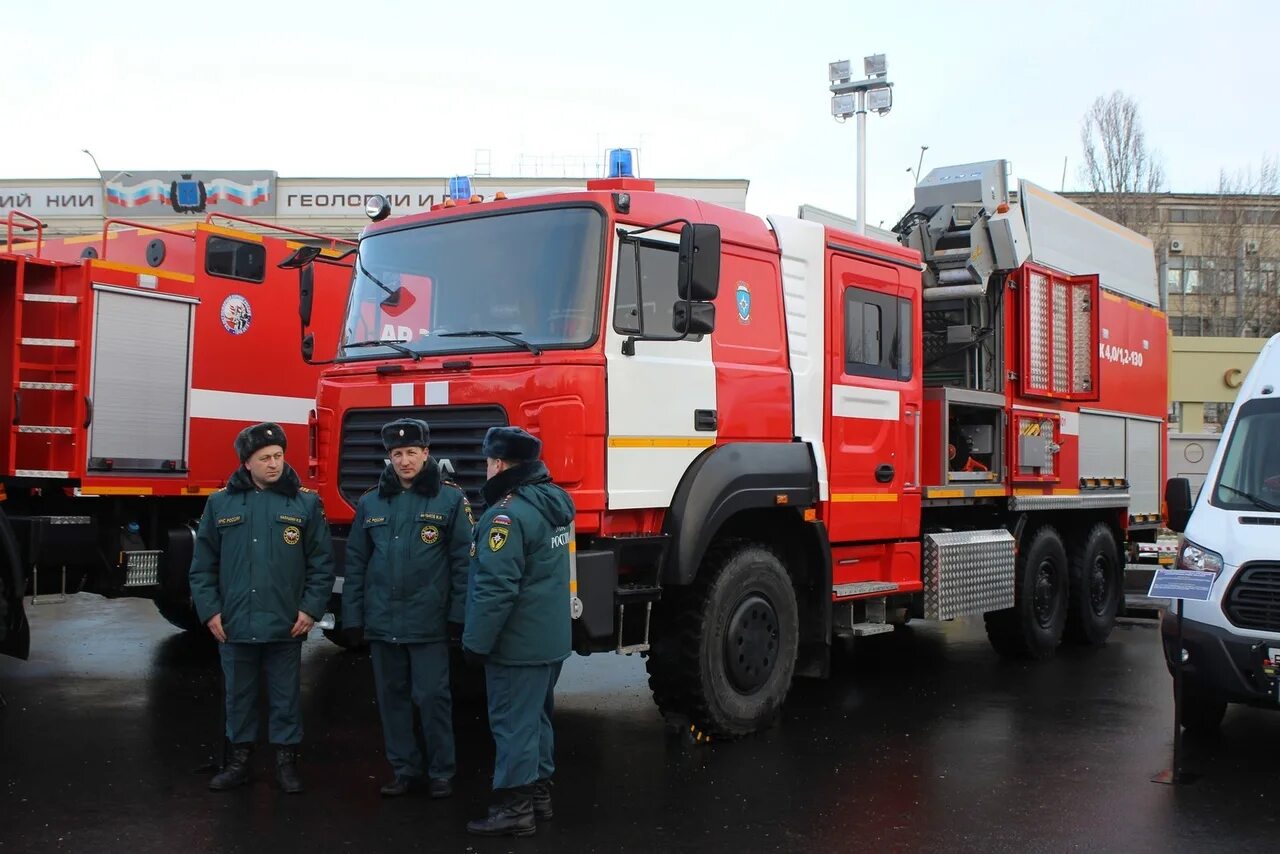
(1210, 397, 1280, 512)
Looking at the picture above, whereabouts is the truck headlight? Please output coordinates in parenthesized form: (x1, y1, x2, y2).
(1175, 538, 1224, 576)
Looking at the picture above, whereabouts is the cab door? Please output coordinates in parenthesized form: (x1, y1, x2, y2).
(825, 253, 920, 544)
(604, 230, 717, 509)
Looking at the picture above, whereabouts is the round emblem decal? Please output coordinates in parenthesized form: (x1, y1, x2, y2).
(220, 294, 253, 335)
(421, 524, 441, 545)
(283, 525, 301, 546)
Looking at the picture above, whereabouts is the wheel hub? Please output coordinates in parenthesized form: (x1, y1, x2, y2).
(1033, 558, 1058, 628)
(1089, 553, 1111, 614)
(724, 593, 778, 693)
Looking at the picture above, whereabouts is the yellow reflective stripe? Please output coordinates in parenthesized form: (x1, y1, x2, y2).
(199, 223, 263, 243)
(831, 493, 899, 503)
(607, 437, 716, 449)
(90, 259, 195, 283)
(81, 486, 154, 495)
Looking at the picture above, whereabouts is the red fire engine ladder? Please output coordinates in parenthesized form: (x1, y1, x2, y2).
(7, 256, 85, 481)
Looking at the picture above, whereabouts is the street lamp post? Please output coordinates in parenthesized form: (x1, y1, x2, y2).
(829, 55, 894, 236)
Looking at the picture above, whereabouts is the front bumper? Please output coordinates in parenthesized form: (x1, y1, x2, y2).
(1160, 611, 1280, 705)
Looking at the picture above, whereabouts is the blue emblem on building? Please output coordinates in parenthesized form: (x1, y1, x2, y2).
(736, 282, 751, 323)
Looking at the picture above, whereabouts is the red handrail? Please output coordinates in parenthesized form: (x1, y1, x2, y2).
(100, 218, 197, 260)
(203, 213, 357, 248)
(5, 211, 45, 257)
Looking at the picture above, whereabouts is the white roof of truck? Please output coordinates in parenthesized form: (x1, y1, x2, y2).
(1019, 180, 1159, 306)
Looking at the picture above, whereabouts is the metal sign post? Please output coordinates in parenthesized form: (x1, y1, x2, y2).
(1148, 568, 1215, 785)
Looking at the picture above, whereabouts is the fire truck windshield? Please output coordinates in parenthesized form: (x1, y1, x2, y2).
(339, 205, 604, 359)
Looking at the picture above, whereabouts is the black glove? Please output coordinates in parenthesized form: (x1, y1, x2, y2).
(462, 646, 487, 667)
(343, 625, 365, 648)
(447, 621, 464, 644)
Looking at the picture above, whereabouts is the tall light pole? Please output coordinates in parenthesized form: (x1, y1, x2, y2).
(81, 149, 130, 222)
(829, 55, 893, 236)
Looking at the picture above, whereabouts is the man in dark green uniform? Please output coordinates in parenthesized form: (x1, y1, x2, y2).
(342, 417, 473, 798)
(463, 426, 575, 838)
(190, 422, 334, 794)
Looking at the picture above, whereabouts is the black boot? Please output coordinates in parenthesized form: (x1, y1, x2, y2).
(532, 778, 553, 821)
(209, 744, 253, 791)
(380, 774, 416, 797)
(274, 745, 303, 794)
(467, 787, 536, 837)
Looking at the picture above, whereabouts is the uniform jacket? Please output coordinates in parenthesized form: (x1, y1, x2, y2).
(342, 459, 473, 643)
(189, 464, 334, 643)
(463, 461, 575, 666)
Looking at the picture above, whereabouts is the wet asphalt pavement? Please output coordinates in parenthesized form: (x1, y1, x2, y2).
(2, 596, 1279, 853)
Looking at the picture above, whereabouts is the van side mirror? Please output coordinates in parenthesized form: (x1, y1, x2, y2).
(1165, 477, 1193, 533)
(279, 246, 322, 269)
(673, 301, 715, 336)
(678, 223, 720, 302)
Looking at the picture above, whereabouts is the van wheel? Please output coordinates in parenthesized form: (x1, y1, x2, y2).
(1065, 524, 1122, 645)
(1180, 679, 1228, 734)
(644, 540, 799, 739)
(985, 525, 1069, 659)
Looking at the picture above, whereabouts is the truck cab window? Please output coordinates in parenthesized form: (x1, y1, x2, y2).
(613, 239, 679, 335)
(205, 236, 266, 283)
(844, 286, 912, 381)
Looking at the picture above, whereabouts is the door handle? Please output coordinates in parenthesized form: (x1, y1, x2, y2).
(875, 464, 895, 483)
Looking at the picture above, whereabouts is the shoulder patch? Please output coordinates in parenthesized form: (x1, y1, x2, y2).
(488, 526, 509, 552)
(492, 514, 512, 527)
(299, 486, 315, 493)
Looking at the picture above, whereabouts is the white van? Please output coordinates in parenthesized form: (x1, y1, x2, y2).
(1163, 332, 1280, 732)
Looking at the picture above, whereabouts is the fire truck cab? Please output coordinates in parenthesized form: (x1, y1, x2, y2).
(299, 160, 1167, 738)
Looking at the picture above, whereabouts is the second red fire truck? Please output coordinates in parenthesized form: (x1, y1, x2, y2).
(287, 159, 1168, 738)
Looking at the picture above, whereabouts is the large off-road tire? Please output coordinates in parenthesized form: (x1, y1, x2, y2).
(1180, 678, 1228, 735)
(643, 540, 799, 739)
(985, 525, 1069, 660)
(1065, 523, 1122, 645)
(154, 594, 204, 633)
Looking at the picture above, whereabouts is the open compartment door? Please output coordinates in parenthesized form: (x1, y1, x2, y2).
(1019, 264, 1100, 401)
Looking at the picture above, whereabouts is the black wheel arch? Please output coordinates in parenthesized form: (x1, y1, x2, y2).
(662, 441, 820, 586)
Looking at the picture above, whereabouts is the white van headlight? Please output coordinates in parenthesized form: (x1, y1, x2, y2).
(1176, 539, 1224, 576)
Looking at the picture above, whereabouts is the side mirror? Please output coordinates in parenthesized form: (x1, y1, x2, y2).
(298, 265, 315, 327)
(1165, 477, 1193, 533)
(279, 245, 322, 270)
(673, 301, 715, 336)
(678, 223, 721, 302)
(301, 333, 315, 363)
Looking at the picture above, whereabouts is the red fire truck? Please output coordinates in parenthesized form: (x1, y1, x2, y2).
(0, 213, 351, 659)
(291, 159, 1168, 737)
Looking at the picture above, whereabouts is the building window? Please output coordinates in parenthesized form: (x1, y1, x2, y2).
(1203, 402, 1232, 431)
(1181, 315, 1203, 336)
(1168, 315, 1184, 335)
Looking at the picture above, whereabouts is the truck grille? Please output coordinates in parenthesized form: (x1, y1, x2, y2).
(338, 406, 507, 510)
(1224, 563, 1280, 633)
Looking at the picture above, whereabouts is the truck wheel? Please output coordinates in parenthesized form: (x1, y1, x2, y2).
(154, 595, 204, 633)
(644, 540, 799, 739)
(1065, 523, 1122, 645)
(984, 525, 1068, 660)
(1180, 679, 1228, 734)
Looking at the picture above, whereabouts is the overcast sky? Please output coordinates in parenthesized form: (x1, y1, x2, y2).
(4, 0, 1276, 226)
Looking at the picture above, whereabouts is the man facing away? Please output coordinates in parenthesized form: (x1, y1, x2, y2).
(463, 426, 575, 837)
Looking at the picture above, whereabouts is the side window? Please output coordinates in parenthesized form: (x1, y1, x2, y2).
(206, 236, 266, 283)
(844, 286, 912, 381)
(613, 239, 679, 335)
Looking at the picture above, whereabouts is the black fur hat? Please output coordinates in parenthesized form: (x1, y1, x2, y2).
(382, 418, 430, 451)
(235, 422, 287, 463)
(482, 426, 542, 463)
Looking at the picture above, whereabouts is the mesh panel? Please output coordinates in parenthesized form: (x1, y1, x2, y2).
(1052, 281, 1069, 393)
(1029, 273, 1049, 390)
(1072, 285, 1093, 393)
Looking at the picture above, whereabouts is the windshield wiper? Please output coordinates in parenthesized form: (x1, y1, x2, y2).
(343, 339, 421, 361)
(1218, 483, 1280, 513)
(437, 329, 542, 356)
